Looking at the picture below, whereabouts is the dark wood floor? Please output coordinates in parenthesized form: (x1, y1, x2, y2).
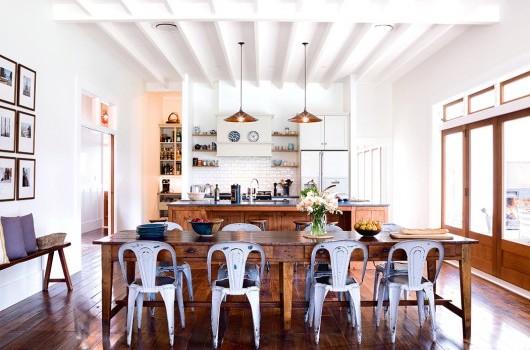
(0, 230, 529, 350)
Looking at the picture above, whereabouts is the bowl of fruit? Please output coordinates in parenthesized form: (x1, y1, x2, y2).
(188, 218, 224, 236)
(354, 219, 382, 237)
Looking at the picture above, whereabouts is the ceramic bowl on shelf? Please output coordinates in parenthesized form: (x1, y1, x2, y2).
(188, 218, 224, 236)
(273, 159, 282, 166)
(187, 192, 205, 201)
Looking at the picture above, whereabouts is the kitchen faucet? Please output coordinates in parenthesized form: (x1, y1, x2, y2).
(248, 178, 259, 203)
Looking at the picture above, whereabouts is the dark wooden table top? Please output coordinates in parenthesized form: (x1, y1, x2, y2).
(93, 230, 477, 247)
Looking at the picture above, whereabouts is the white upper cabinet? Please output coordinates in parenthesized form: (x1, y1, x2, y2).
(299, 115, 349, 150)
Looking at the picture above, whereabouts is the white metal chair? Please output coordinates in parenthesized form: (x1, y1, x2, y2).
(306, 240, 368, 344)
(118, 241, 185, 346)
(207, 242, 266, 349)
(373, 223, 408, 303)
(222, 223, 262, 231)
(150, 222, 194, 313)
(375, 240, 444, 343)
(304, 224, 345, 307)
(220, 223, 263, 278)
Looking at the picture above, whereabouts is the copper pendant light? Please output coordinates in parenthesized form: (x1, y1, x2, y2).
(289, 42, 322, 123)
(224, 42, 257, 123)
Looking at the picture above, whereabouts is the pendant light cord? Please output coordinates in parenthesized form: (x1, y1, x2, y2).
(239, 42, 244, 110)
(303, 42, 308, 111)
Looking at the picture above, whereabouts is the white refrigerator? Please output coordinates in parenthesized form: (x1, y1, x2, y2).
(301, 150, 349, 196)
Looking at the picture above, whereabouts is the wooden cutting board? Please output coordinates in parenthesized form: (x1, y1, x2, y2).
(390, 232, 454, 240)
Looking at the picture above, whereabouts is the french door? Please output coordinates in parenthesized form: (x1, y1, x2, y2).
(442, 109, 530, 289)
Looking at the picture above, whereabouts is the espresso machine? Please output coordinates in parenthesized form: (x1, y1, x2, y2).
(162, 179, 170, 193)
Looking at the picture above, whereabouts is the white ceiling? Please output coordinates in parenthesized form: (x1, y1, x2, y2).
(53, 0, 503, 88)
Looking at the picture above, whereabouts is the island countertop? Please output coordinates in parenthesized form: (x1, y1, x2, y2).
(168, 200, 389, 231)
(168, 199, 389, 207)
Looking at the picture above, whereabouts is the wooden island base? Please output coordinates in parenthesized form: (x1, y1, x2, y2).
(168, 202, 388, 231)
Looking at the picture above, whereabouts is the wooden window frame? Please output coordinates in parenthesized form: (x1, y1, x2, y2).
(500, 70, 530, 104)
(443, 98, 464, 122)
(467, 86, 495, 114)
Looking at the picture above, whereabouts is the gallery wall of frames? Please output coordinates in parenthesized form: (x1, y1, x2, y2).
(0, 54, 36, 201)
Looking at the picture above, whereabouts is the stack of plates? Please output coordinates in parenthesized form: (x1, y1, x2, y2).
(136, 223, 167, 239)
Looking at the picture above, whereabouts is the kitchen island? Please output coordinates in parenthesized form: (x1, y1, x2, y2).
(168, 199, 388, 231)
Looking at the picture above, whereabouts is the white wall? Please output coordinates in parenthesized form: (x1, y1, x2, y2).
(190, 81, 346, 194)
(392, 0, 530, 227)
(0, 0, 145, 310)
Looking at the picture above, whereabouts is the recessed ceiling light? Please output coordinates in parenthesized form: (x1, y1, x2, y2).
(374, 24, 394, 32)
(155, 23, 178, 32)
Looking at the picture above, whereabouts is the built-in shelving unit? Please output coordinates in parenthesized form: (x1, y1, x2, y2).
(271, 131, 299, 167)
(159, 124, 182, 176)
(158, 192, 181, 220)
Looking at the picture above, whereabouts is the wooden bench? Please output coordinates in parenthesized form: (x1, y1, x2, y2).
(0, 242, 73, 291)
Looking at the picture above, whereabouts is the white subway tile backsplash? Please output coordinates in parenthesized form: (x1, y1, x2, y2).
(190, 156, 300, 195)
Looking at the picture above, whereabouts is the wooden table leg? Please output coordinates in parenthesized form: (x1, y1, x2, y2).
(101, 245, 113, 325)
(280, 261, 294, 333)
(459, 244, 472, 339)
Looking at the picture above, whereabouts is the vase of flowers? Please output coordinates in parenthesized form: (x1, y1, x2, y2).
(297, 183, 342, 236)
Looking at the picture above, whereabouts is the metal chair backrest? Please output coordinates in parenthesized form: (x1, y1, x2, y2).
(166, 222, 183, 231)
(118, 241, 177, 289)
(222, 223, 262, 231)
(304, 224, 343, 232)
(207, 242, 265, 294)
(386, 240, 444, 290)
(310, 240, 368, 289)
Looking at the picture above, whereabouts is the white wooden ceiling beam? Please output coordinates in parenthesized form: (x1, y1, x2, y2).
(276, 22, 298, 89)
(305, 22, 332, 84)
(136, 22, 184, 80)
(98, 22, 167, 86)
(254, 21, 260, 87)
(53, 4, 500, 24)
(321, 24, 369, 86)
(358, 23, 432, 82)
(74, 0, 94, 16)
(377, 24, 467, 85)
(214, 22, 236, 86)
(163, 0, 175, 14)
(175, 21, 214, 87)
(119, 0, 133, 15)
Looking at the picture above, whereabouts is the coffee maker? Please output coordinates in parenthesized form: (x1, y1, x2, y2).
(162, 179, 170, 193)
(231, 184, 241, 203)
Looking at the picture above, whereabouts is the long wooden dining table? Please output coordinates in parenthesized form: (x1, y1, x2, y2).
(93, 230, 477, 339)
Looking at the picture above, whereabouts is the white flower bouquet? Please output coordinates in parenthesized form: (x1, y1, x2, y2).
(297, 183, 342, 235)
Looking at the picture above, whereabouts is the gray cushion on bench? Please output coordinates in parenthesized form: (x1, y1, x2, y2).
(1, 217, 27, 260)
(20, 214, 38, 254)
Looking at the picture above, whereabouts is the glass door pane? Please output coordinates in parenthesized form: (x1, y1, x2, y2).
(444, 132, 464, 228)
(469, 125, 493, 235)
(503, 116, 530, 244)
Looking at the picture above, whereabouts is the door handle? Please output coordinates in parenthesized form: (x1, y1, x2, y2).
(186, 248, 196, 254)
(331, 180, 340, 184)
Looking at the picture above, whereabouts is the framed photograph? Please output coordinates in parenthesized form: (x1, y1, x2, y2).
(0, 156, 16, 201)
(0, 55, 17, 105)
(17, 64, 36, 111)
(17, 158, 35, 200)
(0, 106, 16, 152)
(16, 111, 35, 154)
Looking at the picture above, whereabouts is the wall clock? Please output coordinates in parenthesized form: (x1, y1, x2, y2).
(228, 130, 240, 142)
(248, 131, 259, 142)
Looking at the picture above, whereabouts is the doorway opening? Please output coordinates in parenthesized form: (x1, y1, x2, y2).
(80, 92, 115, 251)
